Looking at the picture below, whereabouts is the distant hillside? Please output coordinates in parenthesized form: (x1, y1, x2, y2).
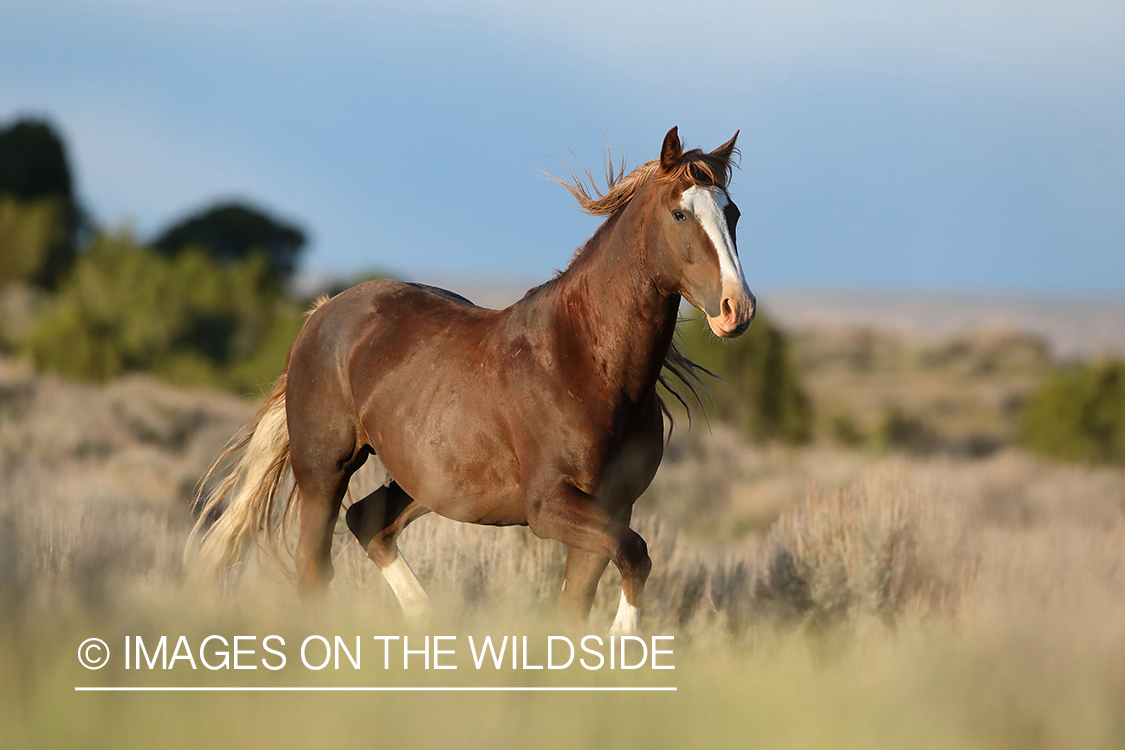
(764, 290, 1125, 360)
(332, 275, 1125, 359)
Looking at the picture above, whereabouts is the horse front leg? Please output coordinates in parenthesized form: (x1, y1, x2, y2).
(526, 483, 651, 635)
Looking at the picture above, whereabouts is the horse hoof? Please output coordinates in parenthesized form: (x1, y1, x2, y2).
(608, 594, 640, 635)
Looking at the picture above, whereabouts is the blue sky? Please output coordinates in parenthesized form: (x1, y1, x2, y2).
(1, 0, 1123, 294)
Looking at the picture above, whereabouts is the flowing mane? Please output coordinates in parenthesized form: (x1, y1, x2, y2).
(549, 138, 737, 217)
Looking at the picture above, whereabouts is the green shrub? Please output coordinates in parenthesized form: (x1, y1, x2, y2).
(222, 303, 307, 393)
(27, 230, 302, 389)
(676, 310, 813, 444)
(1020, 359, 1125, 465)
(0, 197, 68, 285)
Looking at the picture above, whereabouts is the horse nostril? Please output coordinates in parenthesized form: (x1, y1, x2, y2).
(721, 297, 733, 320)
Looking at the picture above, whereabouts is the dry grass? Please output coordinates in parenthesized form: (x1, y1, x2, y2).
(3, 353, 1125, 748)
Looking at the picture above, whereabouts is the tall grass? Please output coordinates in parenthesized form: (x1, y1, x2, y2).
(3, 357, 1125, 748)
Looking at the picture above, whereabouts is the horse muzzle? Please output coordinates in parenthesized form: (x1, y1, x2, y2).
(706, 289, 756, 338)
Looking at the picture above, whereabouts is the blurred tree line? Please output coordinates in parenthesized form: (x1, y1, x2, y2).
(0, 116, 307, 391)
(28, 233, 307, 390)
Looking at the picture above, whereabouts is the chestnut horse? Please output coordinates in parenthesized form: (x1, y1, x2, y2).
(192, 127, 755, 633)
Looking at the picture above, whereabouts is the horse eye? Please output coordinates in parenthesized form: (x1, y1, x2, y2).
(672, 210, 686, 222)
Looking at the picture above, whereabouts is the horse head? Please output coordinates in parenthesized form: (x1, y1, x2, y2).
(645, 126, 756, 337)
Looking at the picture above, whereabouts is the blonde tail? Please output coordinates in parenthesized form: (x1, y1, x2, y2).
(188, 373, 298, 580)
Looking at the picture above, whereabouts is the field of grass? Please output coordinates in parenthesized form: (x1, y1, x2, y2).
(2, 337, 1125, 749)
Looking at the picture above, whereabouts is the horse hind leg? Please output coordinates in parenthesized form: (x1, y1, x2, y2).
(292, 465, 353, 596)
(345, 481, 433, 621)
(559, 547, 611, 622)
(289, 428, 367, 596)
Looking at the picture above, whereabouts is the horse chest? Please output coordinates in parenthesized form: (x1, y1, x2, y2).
(530, 390, 665, 501)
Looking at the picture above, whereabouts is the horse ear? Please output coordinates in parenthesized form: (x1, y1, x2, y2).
(660, 127, 682, 172)
(711, 130, 740, 163)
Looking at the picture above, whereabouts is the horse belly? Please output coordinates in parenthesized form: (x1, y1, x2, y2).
(409, 442, 526, 526)
(365, 399, 527, 527)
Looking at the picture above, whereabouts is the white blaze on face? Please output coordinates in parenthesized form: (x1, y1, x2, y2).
(679, 185, 751, 309)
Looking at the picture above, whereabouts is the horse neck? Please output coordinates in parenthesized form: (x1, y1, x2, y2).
(547, 197, 680, 404)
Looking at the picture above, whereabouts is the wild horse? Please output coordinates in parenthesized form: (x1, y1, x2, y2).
(192, 127, 755, 633)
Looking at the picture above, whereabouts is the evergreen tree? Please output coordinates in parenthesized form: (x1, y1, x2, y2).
(0, 118, 81, 287)
(152, 202, 306, 286)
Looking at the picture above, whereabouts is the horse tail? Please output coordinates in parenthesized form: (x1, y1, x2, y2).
(188, 371, 298, 581)
(187, 295, 336, 580)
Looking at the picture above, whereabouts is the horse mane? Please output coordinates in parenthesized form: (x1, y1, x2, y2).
(547, 139, 735, 217)
(305, 293, 332, 318)
(657, 334, 715, 435)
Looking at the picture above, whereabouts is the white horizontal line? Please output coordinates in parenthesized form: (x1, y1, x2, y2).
(75, 686, 676, 692)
